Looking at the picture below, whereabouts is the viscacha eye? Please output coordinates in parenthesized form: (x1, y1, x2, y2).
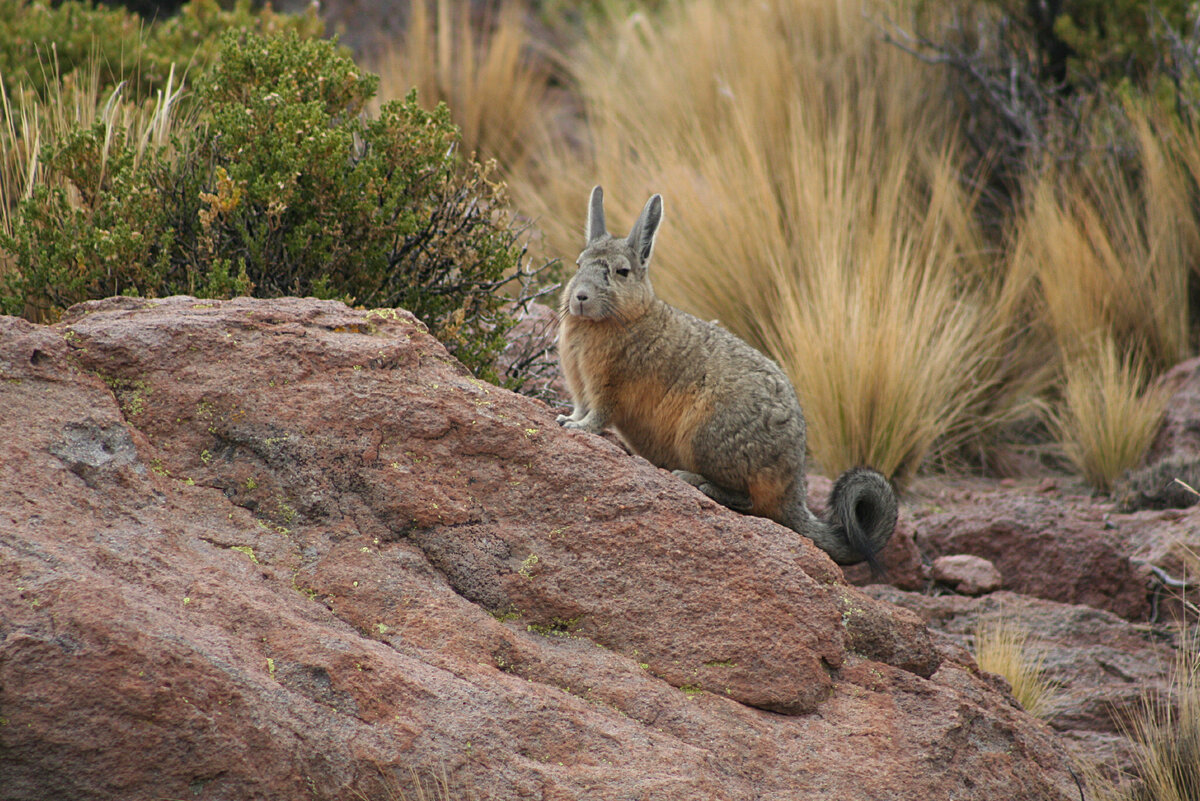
(615, 267, 631, 277)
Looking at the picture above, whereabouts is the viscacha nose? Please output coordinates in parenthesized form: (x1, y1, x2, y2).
(575, 290, 589, 303)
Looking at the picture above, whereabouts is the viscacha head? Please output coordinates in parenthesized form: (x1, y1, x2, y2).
(563, 186, 663, 322)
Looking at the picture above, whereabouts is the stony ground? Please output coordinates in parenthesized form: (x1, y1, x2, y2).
(0, 295, 1128, 800)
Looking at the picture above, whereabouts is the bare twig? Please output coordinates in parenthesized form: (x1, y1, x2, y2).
(871, 8, 1102, 186)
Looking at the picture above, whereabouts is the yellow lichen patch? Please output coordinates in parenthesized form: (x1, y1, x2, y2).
(230, 545, 259, 564)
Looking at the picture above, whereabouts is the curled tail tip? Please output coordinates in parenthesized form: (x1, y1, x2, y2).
(829, 466, 898, 572)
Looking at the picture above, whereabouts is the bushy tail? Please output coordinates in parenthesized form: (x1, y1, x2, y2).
(823, 467, 898, 573)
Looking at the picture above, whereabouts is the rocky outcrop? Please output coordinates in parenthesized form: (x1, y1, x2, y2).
(0, 296, 1079, 800)
(908, 484, 1149, 620)
(901, 472, 1200, 627)
(868, 588, 1178, 791)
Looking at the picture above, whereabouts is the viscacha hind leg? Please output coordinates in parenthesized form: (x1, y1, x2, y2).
(673, 470, 753, 512)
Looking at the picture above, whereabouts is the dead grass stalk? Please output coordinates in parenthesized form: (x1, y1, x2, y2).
(1008, 105, 1196, 375)
(370, 0, 552, 169)
(0, 54, 185, 240)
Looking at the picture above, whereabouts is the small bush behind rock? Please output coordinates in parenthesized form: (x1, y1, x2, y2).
(0, 0, 324, 103)
(1, 29, 546, 385)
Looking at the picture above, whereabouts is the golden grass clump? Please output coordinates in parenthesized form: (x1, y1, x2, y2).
(1126, 648, 1200, 801)
(356, 764, 464, 801)
(973, 618, 1059, 720)
(370, 0, 552, 169)
(1052, 337, 1169, 494)
(1083, 641, 1200, 801)
(1008, 105, 1198, 375)
(510, 0, 1043, 483)
(1132, 642, 1200, 801)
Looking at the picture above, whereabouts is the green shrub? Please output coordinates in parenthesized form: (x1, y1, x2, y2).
(0, 0, 144, 100)
(0, 0, 323, 104)
(1046, 0, 1192, 92)
(0, 123, 175, 316)
(1, 29, 539, 384)
(944, 0, 1200, 97)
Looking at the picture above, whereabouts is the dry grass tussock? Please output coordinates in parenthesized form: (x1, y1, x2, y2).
(1008, 105, 1198, 375)
(1083, 534, 1197, 800)
(1052, 336, 1169, 494)
(369, 0, 552, 169)
(1082, 637, 1200, 801)
(510, 0, 1047, 483)
(972, 618, 1059, 720)
(1123, 649, 1200, 801)
(356, 764, 467, 801)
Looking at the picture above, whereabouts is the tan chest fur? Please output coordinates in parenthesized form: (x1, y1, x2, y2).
(559, 313, 710, 473)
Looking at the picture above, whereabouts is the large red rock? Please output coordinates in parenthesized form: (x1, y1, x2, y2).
(931, 554, 1003, 596)
(0, 296, 1080, 800)
(1114, 502, 1200, 622)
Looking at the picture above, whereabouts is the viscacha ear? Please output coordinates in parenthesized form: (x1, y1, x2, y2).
(586, 185, 607, 245)
(626, 194, 663, 266)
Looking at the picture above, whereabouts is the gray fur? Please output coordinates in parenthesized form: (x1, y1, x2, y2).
(556, 186, 896, 568)
(586, 185, 607, 245)
(626, 194, 662, 264)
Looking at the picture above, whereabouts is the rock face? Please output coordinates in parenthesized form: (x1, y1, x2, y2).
(910, 487, 1149, 620)
(868, 588, 1178, 790)
(1, 296, 1079, 800)
(1144, 356, 1200, 467)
